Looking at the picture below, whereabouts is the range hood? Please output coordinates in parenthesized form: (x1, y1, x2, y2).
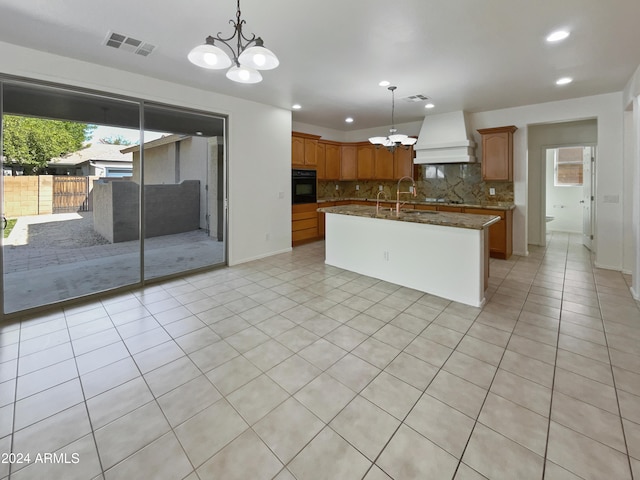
(413, 111, 476, 164)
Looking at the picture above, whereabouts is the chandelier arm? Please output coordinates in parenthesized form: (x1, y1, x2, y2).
(208, 0, 260, 66)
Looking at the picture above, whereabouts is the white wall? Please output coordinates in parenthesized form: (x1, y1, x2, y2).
(467, 93, 623, 270)
(0, 41, 292, 265)
(545, 150, 582, 233)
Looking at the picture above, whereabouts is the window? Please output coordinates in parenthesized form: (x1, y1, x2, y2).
(554, 147, 583, 186)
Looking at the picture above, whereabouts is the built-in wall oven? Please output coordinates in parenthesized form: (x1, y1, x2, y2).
(292, 169, 317, 204)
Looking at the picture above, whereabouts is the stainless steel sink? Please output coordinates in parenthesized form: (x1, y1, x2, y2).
(402, 210, 438, 215)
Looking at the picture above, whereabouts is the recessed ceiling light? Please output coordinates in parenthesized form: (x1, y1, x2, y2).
(378, 80, 390, 87)
(345, 117, 354, 123)
(292, 104, 301, 110)
(546, 30, 570, 42)
(556, 77, 573, 85)
(425, 103, 435, 109)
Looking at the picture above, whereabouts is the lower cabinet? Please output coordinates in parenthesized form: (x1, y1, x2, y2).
(464, 207, 513, 259)
(292, 203, 319, 246)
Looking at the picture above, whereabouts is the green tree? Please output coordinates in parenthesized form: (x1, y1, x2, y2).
(2, 115, 96, 172)
(99, 135, 135, 146)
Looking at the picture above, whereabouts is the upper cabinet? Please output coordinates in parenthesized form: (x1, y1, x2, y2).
(292, 132, 321, 167)
(357, 144, 375, 180)
(317, 141, 341, 180)
(477, 126, 517, 181)
(374, 146, 394, 180)
(393, 146, 414, 179)
(340, 145, 357, 180)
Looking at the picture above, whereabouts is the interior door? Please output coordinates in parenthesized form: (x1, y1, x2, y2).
(581, 146, 594, 250)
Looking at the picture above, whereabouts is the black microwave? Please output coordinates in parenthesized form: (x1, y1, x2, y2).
(292, 169, 317, 204)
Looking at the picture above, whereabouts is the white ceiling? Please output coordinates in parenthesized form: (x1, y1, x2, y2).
(0, 0, 639, 131)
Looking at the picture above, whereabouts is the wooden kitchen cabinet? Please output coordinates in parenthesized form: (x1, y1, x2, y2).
(437, 205, 463, 213)
(357, 144, 375, 180)
(414, 204, 437, 211)
(316, 142, 326, 179)
(374, 147, 394, 180)
(324, 142, 341, 180)
(464, 207, 513, 259)
(292, 203, 319, 246)
(341, 145, 357, 180)
(394, 146, 414, 179)
(477, 126, 517, 181)
(292, 132, 321, 167)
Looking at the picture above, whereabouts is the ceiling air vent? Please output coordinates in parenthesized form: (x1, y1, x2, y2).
(402, 94, 430, 103)
(104, 31, 156, 57)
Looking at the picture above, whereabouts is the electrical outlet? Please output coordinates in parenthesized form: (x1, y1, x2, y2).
(356, 185, 360, 191)
(489, 188, 496, 195)
(335, 184, 339, 190)
(379, 185, 383, 191)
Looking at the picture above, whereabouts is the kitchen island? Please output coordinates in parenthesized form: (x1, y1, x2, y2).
(317, 204, 500, 307)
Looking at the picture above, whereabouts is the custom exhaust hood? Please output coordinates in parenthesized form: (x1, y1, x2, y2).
(413, 111, 476, 164)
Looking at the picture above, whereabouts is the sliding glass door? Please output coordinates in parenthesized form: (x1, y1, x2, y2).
(0, 79, 226, 316)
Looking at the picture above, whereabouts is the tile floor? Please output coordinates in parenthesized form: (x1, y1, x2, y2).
(0, 232, 639, 479)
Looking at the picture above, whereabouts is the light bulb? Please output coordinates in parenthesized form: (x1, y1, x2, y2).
(253, 53, 266, 67)
(203, 53, 218, 66)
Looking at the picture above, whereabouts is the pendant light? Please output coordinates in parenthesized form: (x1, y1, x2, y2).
(369, 86, 417, 152)
(188, 0, 279, 84)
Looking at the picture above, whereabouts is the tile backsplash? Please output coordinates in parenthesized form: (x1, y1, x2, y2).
(318, 164, 513, 204)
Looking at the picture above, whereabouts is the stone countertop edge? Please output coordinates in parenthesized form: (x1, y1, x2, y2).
(317, 198, 515, 211)
(318, 205, 501, 230)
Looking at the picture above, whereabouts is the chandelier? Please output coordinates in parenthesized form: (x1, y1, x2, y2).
(369, 86, 417, 152)
(188, 0, 279, 84)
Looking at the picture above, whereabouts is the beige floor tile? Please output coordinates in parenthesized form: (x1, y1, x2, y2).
(433, 312, 475, 333)
(443, 351, 497, 389)
(188, 339, 239, 373)
(94, 401, 170, 470)
(546, 421, 632, 480)
(553, 367, 618, 414)
(466, 322, 511, 348)
(383, 351, 438, 391)
(330, 395, 400, 461)
(507, 334, 556, 365)
(254, 397, 324, 463)
(244, 339, 293, 371)
(267, 354, 321, 394)
(206, 355, 262, 395)
(288, 426, 371, 480)
(80, 357, 140, 399)
(143, 355, 200, 397)
(372, 324, 416, 350)
(420, 323, 464, 349)
(610, 348, 640, 372)
(351, 337, 400, 369)
(133, 340, 185, 374)
(361, 371, 421, 420)
(456, 335, 505, 366)
(478, 392, 548, 455)
(227, 374, 288, 425)
(87, 377, 153, 429)
(405, 393, 474, 458)
(16, 358, 78, 400)
(462, 423, 544, 480)
(513, 322, 558, 346)
(298, 339, 347, 370)
(377, 424, 458, 479)
(543, 460, 583, 479)
(197, 428, 282, 480)
(363, 465, 393, 480)
(623, 418, 640, 460)
(300, 315, 341, 337)
(558, 333, 610, 364)
(0, 378, 15, 408)
(555, 349, 613, 386)
(346, 314, 386, 335)
(454, 463, 488, 479)
(389, 312, 431, 335)
(13, 378, 84, 431)
(551, 391, 626, 453)
(11, 433, 102, 480)
(115, 316, 159, 339)
(326, 353, 380, 392)
(18, 342, 74, 375)
(490, 369, 551, 417)
(174, 398, 248, 467)
(104, 432, 192, 480)
(18, 328, 70, 357)
(323, 325, 368, 351)
(174, 327, 221, 354)
(225, 326, 270, 353)
(499, 350, 554, 388)
(294, 373, 356, 422)
(255, 315, 296, 337)
(75, 342, 130, 376)
(404, 336, 452, 368)
(427, 370, 487, 419)
(631, 457, 640, 479)
(157, 375, 222, 427)
(275, 326, 320, 352)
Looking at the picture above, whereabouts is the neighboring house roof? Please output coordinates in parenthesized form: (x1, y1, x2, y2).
(120, 134, 189, 154)
(49, 143, 133, 167)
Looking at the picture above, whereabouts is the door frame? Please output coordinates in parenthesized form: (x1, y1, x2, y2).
(540, 143, 597, 248)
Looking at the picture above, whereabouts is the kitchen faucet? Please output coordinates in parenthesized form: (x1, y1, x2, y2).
(396, 175, 417, 215)
(376, 190, 389, 215)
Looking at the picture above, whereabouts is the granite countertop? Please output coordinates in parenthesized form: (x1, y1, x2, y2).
(317, 197, 515, 211)
(318, 204, 501, 230)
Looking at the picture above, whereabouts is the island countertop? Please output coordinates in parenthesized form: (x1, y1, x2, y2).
(318, 204, 500, 230)
(317, 198, 515, 211)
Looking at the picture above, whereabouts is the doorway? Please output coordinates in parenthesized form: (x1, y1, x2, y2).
(544, 145, 596, 250)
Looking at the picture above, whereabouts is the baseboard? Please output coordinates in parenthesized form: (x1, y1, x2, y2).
(229, 247, 293, 266)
